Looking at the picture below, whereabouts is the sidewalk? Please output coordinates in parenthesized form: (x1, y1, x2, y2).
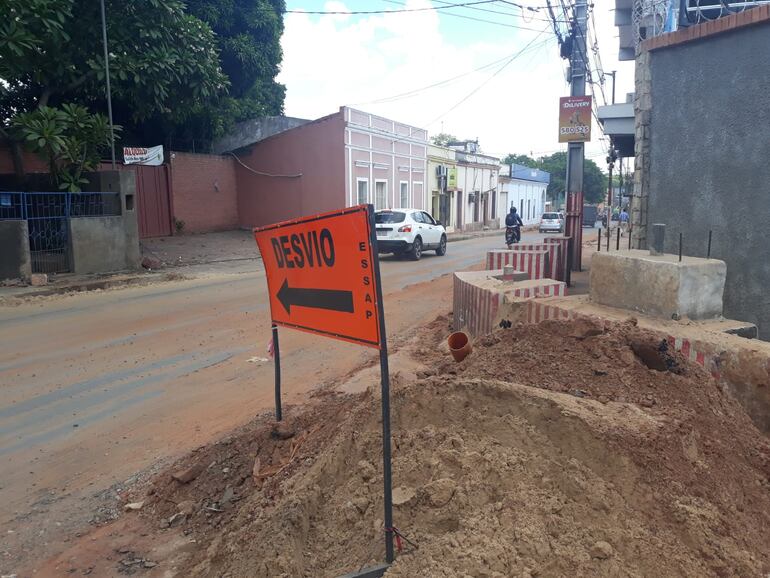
(141, 229, 260, 268)
(447, 224, 538, 243)
(0, 226, 540, 301)
(0, 230, 262, 302)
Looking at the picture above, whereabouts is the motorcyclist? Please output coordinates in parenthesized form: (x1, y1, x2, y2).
(505, 207, 523, 248)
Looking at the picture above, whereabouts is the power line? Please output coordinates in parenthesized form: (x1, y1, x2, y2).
(283, 1, 505, 15)
(381, 0, 552, 30)
(429, 0, 564, 23)
(351, 39, 551, 106)
(424, 26, 552, 128)
(349, 27, 553, 151)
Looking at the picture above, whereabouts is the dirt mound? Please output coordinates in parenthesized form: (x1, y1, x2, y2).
(135, 319, 770, 577)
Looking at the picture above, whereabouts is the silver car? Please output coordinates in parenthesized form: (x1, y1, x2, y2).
(539, 212, 563, 233)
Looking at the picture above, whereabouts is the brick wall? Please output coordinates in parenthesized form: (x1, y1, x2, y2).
(169, 152, 238, 233)
(0, 145, 50, 175)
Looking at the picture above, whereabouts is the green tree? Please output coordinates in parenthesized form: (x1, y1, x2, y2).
(430, 133, 458, 146)
(13, 104, 119, 191)
(503, 153, 537, 166)
(502, 151, 607, 205)
(187, 0, 285, 120)
(0, 0, 228, 171)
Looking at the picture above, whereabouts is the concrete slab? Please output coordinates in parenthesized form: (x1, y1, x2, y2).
(590, 250, 726, 320)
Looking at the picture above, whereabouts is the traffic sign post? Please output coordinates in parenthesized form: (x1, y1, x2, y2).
(254, 204, 395, 566)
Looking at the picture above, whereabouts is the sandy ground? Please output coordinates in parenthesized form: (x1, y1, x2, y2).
(0, 232, 536, 575)
(30, 317, 770, 578)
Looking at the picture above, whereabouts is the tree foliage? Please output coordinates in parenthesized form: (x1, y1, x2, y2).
(1, 0, 286, 159)
(187, 0, 285, 116)
(0, 0, 228, 122)
(12, 104, 118, 191)
(430, 133, 458, 146)
(503, 151, 608, 204)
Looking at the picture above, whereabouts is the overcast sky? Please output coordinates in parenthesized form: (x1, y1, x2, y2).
(279, 0, 634, 167)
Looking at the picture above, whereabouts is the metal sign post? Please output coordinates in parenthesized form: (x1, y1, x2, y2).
(271, 324, 282, 421)
(253, 204, 394, 569)
(367, 206, 394, 563)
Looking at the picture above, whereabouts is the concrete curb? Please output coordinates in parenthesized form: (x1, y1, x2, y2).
(447, 225, 538, 244)
(0, 271, 170, 300)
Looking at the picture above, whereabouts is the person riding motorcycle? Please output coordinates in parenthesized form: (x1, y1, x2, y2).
(505, 207, 523, 248)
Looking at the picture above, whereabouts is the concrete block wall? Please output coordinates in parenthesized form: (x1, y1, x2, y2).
(170, 152, 239, 233)
(69, 216, 129, 275)
(630, 49, 651, 251)
(453, 269, 566, 338)
(0, 220, 31, 281)
(486, 249, 550, 280)
(590, 251, 726, 320)
(82, 170, 141, 272)
(638, 13, 770, 337)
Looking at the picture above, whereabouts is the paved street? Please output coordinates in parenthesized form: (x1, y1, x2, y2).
(0, 231, 545, 568)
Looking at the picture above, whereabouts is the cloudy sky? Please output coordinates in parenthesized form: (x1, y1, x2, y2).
(279, 0, 634, 166)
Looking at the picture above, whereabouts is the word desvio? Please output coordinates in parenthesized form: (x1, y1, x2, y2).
(270, 229, 336, 269)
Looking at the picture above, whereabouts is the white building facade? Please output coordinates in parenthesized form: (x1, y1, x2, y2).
(498, 163, 550, 226)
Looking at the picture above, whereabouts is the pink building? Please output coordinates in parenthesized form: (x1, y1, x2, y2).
(233, 106, 428, 228)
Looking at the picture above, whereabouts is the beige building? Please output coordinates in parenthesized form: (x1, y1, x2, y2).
(427, 144, 458, 232)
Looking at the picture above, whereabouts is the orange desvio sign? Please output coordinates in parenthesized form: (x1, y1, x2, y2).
(253, 205, 381, 348)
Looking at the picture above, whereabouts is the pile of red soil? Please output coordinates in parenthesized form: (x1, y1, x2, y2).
(129, 318, 770, 577)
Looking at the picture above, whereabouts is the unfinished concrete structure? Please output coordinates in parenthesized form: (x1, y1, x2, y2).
(590, 250, 727, 320)
(628, 6, 770, 338)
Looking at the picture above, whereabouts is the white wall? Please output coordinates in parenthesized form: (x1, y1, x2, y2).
(500, 179, 548, 225)
(457, 163, 498, 227)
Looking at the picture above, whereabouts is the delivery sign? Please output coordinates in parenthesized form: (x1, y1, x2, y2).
(558, 96, 592, 143)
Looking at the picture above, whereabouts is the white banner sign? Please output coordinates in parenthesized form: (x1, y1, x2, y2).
(123, 145, 164, 166)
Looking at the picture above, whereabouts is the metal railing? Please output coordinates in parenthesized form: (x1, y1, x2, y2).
(0, 191, 122, 274)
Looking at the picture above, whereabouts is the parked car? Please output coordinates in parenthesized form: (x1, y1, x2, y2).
(539, 212, 563, 234)
(374, 209, 447, 261)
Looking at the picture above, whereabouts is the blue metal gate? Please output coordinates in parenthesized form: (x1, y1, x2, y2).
(0, 191, 121, 274)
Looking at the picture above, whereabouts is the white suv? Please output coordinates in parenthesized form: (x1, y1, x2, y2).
(374, 209, 447, 261)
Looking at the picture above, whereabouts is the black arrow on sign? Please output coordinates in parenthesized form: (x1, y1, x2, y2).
(276, 279, 354, 315)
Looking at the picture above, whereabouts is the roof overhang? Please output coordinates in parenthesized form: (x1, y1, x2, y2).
(597, 103, 635, 157)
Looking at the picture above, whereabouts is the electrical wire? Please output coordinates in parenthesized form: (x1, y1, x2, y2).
(349, 27, 553, 151)
(227, 152, 302, 178)
(423, 26, 553, 128)
(350, 43, 550, 106)
(428, 0, 566, 23)
(381, 0, 551, 30)
(282, 1, 504, 15)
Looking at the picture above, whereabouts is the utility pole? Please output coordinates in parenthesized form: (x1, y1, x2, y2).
(606, 148, 618, 209)
(100, 0, 116, 169)
(564, 0, 589, 271)
(607, 70, 617, 104)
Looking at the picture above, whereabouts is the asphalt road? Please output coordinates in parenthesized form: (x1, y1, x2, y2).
(0, 230, 557, 571)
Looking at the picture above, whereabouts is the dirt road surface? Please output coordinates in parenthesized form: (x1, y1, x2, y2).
(1, 232, 542, 573)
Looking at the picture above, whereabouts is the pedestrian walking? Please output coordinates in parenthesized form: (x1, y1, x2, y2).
(619, 208, 629, 236)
